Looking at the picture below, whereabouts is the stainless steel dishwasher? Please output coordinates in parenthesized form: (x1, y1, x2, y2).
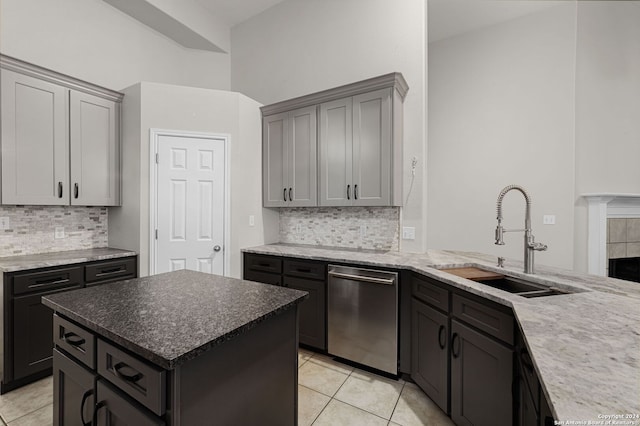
(327, 265, 398, 375)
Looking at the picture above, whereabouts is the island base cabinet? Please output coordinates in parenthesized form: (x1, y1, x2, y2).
(53, 348, 95, 426)
(176, 307, 298, 425)
(450, 320, 513, 426)
(95, 380, 164, 426)
(411, 298, 448, 413)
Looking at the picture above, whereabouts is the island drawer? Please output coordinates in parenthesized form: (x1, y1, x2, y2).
(97, 339, 166, 416)
(53, 314, 96, 369)
(412, 274, 449, 313)
(452, 294, 514, 345)
(85, 257, 137, 285)
(13, 266, 83, 295)
(283, 259, 326, 280)
(244, 253, 282, 274)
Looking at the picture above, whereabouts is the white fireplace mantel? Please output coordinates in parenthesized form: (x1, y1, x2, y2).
(583, 193, 640, 276)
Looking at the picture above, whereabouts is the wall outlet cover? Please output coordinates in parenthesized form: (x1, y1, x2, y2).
(402, 226, 416, 240)
(543, 215, 556, 225)
(249, 215, 255, 227)
(55, 227, 65, 239)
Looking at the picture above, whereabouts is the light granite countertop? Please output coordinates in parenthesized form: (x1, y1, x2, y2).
(0, 247, 137, 272)
(243, 243, 640, 423)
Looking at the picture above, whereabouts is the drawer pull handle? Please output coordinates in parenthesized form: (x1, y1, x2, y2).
(80, 389, 93, 426)
(283, 188, 287, 202)
(63, 332, 86, 348)
(114, 362, 143, 383)
(347, 184, 351, 200)
(74, 183, 79, 199)
(58, 181, 63, 198)
(354, 184, 358, 200)
(31, 277, 69, 288)
(95, 267, 125, 277)
(451, 333, 460, 358)
(438, 325, 446, 350)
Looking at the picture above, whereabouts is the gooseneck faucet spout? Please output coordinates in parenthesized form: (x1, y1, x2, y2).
(494, 185, 547, 274)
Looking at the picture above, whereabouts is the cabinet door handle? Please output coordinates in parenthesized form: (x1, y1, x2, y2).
(283, 188, 287, 202)
(113, 362, 143, 383)
(354, 184, 358, 200)
(451, 332, 460, 358)
(63, 332, 86, 348)
(438, 325, 446, 350)
(80, 389, 94, 426)
(74, 183, 79, 199)
(347, 184, 351, 200)
(289, 187, 292, 202)
(58, 182, 63, 198)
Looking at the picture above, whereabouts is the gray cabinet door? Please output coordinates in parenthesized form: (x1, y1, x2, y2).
(70, 91, 120, 206)
(1, 69, 69, 205)
(352, 89, 391, 206)
(263, 112, 288, 207)
(319, 97, 352, 206)
(288, 106, 317, 207)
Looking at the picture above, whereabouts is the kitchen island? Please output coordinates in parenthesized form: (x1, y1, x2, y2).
(42, 269, 307, 425)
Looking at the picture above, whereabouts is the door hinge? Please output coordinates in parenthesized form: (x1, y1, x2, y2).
(155, 229, 158, 239)
(155, 153, 159, 164)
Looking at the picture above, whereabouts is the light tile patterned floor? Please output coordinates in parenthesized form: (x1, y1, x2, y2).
(0, 350, 453, 425)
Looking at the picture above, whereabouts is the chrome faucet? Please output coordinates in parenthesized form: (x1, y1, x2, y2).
(495, 185, 547, 274)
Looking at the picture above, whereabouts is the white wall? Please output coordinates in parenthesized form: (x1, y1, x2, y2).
(573, 1, 640, 271)
(0, 0, 229, 91)
(231, 0, 427, 252)
(109, 82, 276, 278)
(428, 4, 577, 269)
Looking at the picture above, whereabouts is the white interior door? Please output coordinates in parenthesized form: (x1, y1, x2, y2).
(155, 134, 226, 275)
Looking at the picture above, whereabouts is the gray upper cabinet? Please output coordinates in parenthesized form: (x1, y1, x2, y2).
(70, 91, 120, 206)
(261, 73, 407, 208)
(0, 54, 123, 206)
(263, 106, 317, 207)
(0, 70, 69, 205)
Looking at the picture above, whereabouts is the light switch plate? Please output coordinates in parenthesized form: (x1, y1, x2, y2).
(55, 227, 65, 239)
(402, 226, 416, 240)
(249, 215, 255, 227)
(543, 215, 556, 225)
(0, 217, 9, 230)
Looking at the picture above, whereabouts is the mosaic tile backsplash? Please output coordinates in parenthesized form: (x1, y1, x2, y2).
(280, 207, 400, 251)
(0, 206, 108, 257)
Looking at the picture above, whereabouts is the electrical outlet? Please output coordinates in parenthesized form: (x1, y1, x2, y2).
(359, 224, 367, 238)
(543, 215, 556, 225)
(55, 227, 65, 239)
(0, 217, 9, 230)
(402, 226, 416, 240)
(249, 215, 255, 227)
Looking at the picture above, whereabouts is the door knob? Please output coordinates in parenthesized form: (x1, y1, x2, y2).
(213, 245, 221, 252)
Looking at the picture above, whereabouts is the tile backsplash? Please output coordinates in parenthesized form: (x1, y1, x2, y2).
(607, 218, 640, 259)
(0, 206, 108, 257)
(280, 207, 400, 251)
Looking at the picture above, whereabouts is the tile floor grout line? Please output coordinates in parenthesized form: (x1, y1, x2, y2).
(388, 381, 407, 425)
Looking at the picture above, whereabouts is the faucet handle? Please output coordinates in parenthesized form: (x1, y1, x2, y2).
(531, 242, 547, 251)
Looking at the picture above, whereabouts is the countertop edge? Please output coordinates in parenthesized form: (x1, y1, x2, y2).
(0, 248, 138, 272)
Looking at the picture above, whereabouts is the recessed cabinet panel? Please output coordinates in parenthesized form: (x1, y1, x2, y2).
(319, 98, 352, 206)
(263, 113, 288, 207)
(70, 91, 120, 206)
(352, 89, 391, 206)
(1, 69, 69, 205)
(289, 107, 317, 206)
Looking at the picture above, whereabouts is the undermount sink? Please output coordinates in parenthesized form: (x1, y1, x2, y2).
(440, 267, 576, 298)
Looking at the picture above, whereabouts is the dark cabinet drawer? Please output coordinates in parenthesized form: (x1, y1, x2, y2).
(244, 254, 282, 274)
(85, 257, 136, 284)
(244, 270, 282, 286)
(96, 380, 165, 426)
(283, 259, 326, 280)
(54, 314, 96, 369)
(97, 339, 166, 416)
(13, 266, 83, 295)
(412, 274, 449, 313)
(452, 294, 514, 345)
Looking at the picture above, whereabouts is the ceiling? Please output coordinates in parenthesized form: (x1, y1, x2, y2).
(194, 0, 287, 27)
(428, 0, 565, 42)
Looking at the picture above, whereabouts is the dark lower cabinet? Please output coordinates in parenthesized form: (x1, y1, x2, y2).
(450, 319, 513, 426)
(284, 276, 326, 349)
(53, 348, 95, 426)
(411, 298, 448, 413)
(95, 380, 164, 426)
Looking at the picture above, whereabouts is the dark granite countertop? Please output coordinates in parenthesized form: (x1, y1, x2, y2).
(42, 269, 308, 370)
(0, 247, 137, 272)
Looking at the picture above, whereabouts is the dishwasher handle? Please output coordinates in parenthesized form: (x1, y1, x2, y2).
(329, 271, 395, 286)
